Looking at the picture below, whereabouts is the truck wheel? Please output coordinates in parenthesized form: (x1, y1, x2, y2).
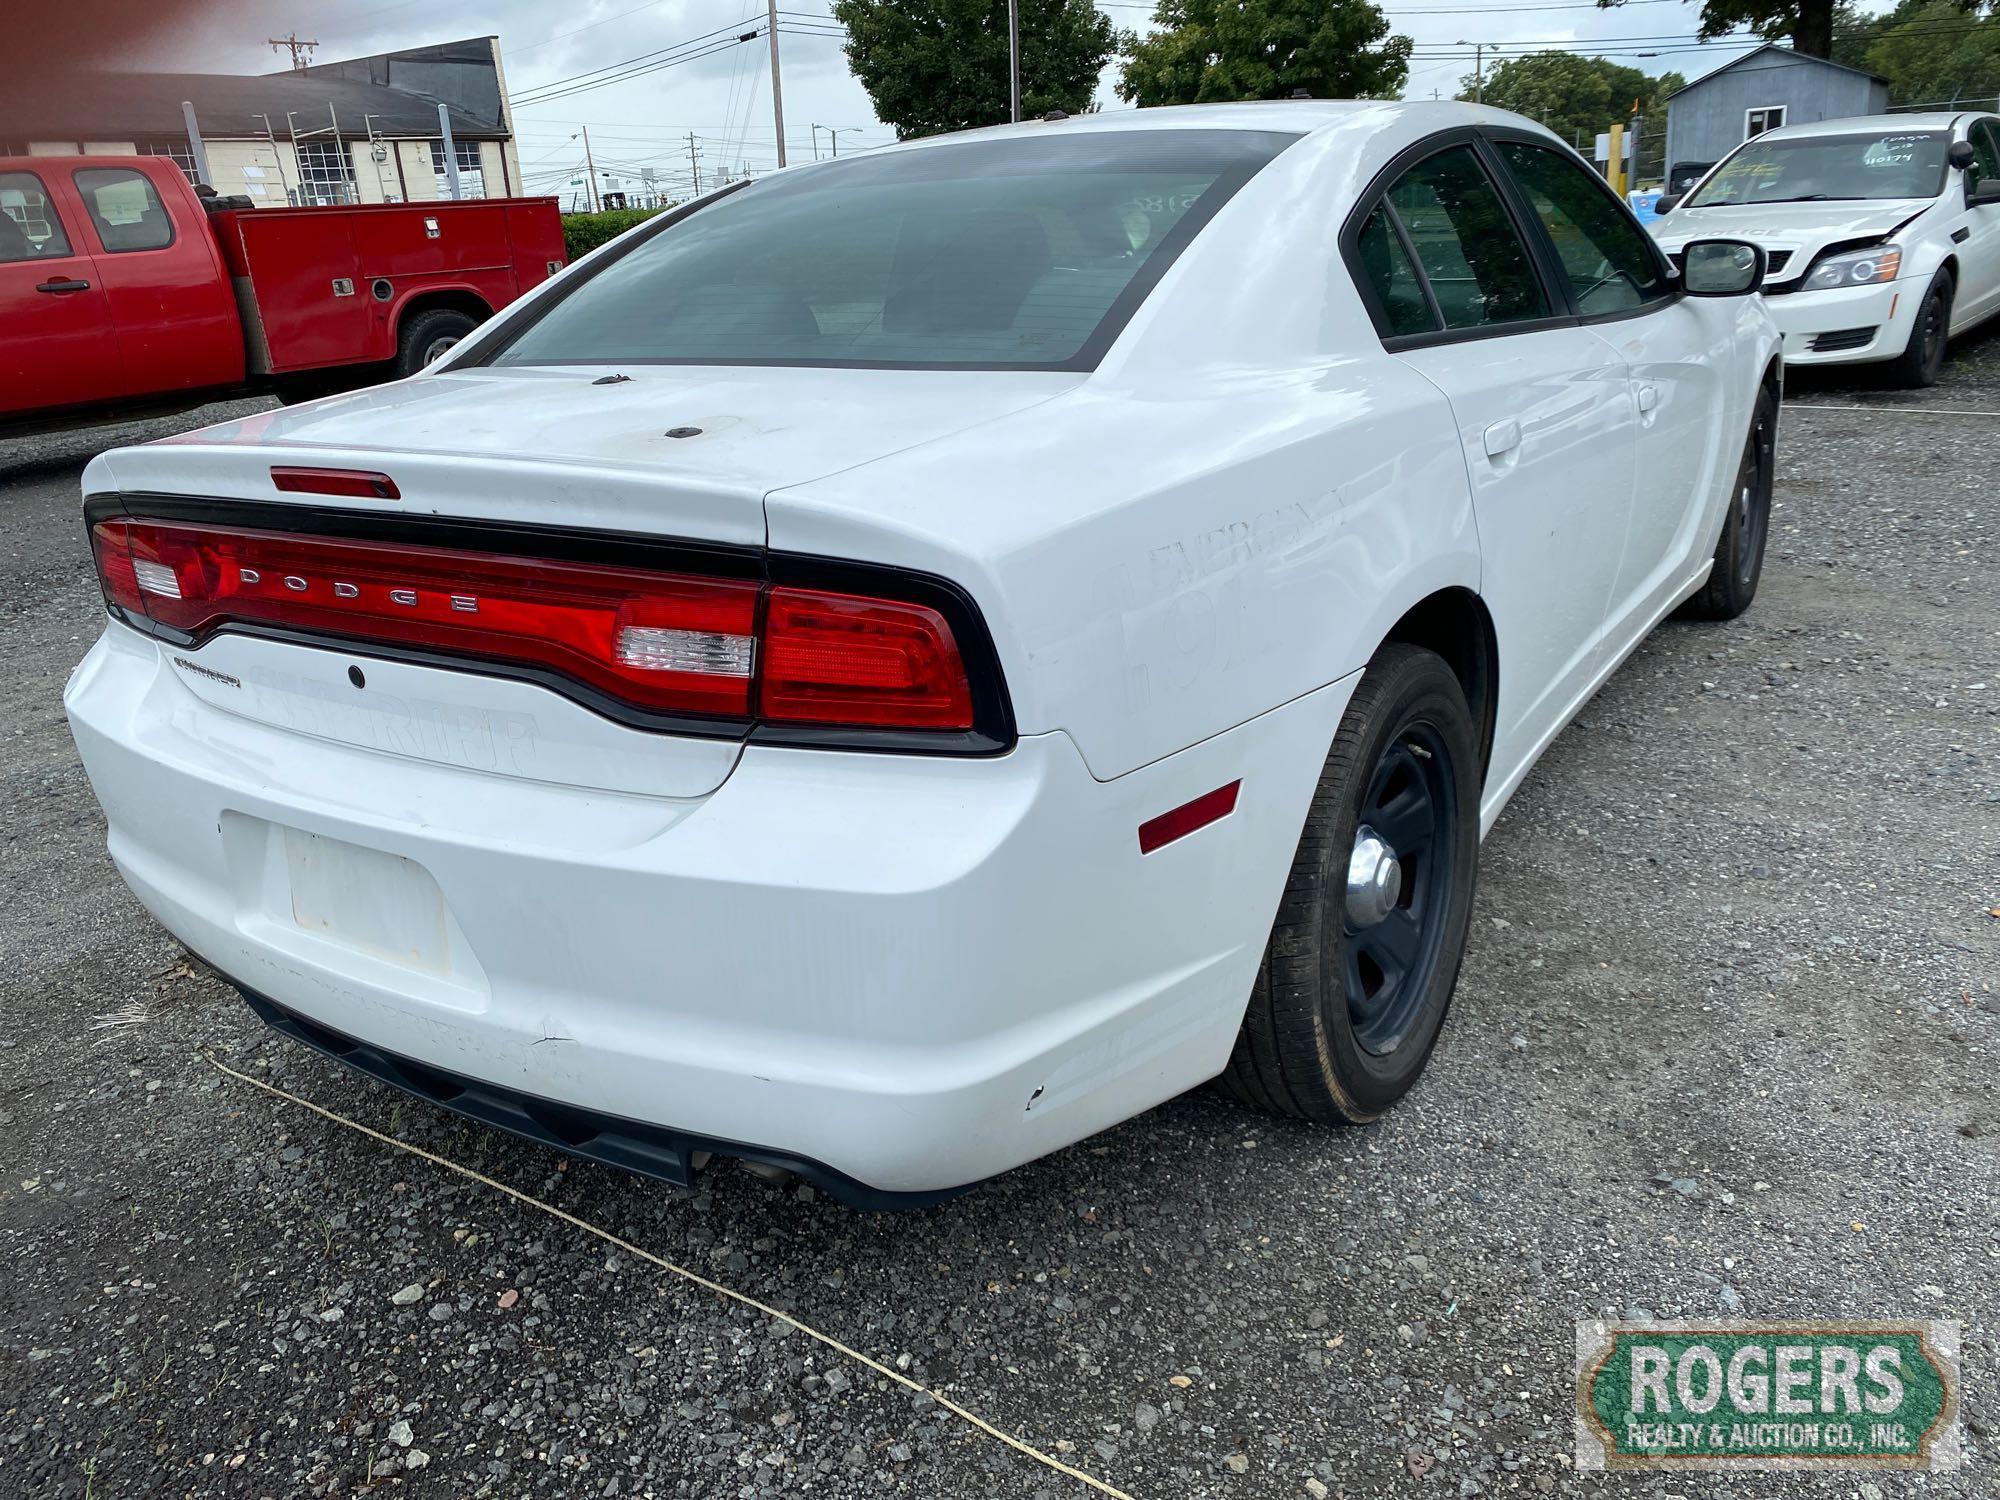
(396, 308, 480, 376)
(1218, 644, 1480, 1123)
(1886, 271, 1951, 389)
(1680, 384, 1777, 621)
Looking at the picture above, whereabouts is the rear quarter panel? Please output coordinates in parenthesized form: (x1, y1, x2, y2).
(766, 355, 1477, 780)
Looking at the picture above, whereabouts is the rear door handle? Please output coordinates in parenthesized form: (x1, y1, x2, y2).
(36, 278, 91, 294)
(1482, 418, 1521, 458)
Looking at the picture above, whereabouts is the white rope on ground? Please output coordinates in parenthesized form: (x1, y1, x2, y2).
(1783, 403, 2000, 417)
(202, 1050, 1138, 1500)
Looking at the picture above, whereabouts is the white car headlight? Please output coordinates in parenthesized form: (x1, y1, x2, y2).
(1800, 245, 1902, 291)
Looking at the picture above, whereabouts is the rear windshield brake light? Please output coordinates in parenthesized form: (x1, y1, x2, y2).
(90, 517, 983, 737)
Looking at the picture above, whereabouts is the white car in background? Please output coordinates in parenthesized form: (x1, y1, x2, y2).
(1653, 112, 2000, 385)
(67, 102, 1779, 1206)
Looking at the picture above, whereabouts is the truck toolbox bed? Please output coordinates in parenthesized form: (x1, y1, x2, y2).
(209, 198, 565, 375)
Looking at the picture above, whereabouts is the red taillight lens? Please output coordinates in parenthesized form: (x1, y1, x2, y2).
(762, 587, 973, 730)
(92, 519, 760, 717)
(90, 518, 987, 737)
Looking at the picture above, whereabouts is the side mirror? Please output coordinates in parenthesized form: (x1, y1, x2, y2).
(1971, 177, 2000, 207)
(1655, 194, 1681, 215)
(1948, 140, 1978, 171)
(1682, 238, 1765, 296)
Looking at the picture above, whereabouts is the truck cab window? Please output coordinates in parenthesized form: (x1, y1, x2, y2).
(0, 172, 71, 261)
(73, 168, 174, 253)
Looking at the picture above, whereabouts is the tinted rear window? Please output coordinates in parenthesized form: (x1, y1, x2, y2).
(488, 130, 1297, 371)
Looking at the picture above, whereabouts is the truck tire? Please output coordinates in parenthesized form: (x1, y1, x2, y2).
(396, 308, 480, 377)
(1218, 644, 1480, 1123)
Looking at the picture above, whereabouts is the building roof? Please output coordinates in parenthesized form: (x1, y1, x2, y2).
(1666, 44, 1889, 102)
(0, 38, 506, 142)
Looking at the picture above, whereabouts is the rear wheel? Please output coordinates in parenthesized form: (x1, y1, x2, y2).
(395, 308, 481, 377)
(1219, 644, 1480, 1122)
(1681, 384, 1776, 621)
(1886, 270, 1951, 388)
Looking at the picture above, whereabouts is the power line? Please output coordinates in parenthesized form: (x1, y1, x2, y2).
(512, 37, 757, 109)
(509, 18, 764, 107)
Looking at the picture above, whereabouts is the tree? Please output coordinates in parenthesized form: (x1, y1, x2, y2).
(832, 0, 1116, 140)
(1461, 52, 1685, 148)
(1603, 0, 1998, 61)
(1863, 0, 2000, 104)
(1116, 0, 1411, 107)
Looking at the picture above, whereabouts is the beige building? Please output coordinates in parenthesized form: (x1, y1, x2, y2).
(1, 37, 527, 208)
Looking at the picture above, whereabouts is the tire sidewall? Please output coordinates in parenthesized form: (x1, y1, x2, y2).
(1312, 653, 1481, 1119)
(1719, 386, 1777, 609)
(1893, 272, 1952, 387)
(398, 310, 479, 377)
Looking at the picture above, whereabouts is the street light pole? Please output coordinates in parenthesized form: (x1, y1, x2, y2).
(1459, 40, 1485, 104)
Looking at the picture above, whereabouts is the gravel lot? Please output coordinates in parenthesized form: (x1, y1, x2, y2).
(2, 342, 1995, 1500)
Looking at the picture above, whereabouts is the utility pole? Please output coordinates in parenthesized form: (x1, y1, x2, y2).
(1458, 40, 1484, 103)
(1007, 0, 1022, 122)
(686, 132, 703, 194)
(765, 0, 787, 167)
(267, 33, 319, 71)
(581, 125, 601, 212)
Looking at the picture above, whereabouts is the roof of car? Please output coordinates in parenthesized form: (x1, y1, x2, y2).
(1753, 112, 1975, 140)
(856, 100, 1559, 161)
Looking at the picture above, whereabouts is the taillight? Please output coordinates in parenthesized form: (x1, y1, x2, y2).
(762, 587, 972, 730)
(90, 517, 992, 740)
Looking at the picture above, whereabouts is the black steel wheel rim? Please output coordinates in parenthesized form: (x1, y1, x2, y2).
(1342, 720, 1459, 1056)
(1734, 399, 1773, 588)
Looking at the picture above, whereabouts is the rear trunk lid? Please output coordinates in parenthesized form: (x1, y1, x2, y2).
(98, 364, 1078, 540)
(89, 364, 1076, 798)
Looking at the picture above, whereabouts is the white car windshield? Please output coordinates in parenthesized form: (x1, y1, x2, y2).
(488, 130, 1298, 372)
(1684, 131, 1949, 207)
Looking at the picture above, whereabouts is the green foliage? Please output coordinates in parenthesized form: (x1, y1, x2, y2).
(831, 0, 1116, 139)
(1833, 0, 2000, 102)
(1612, 0, 1999, 62)
(1461, 52, 1684, 148)
(1602, 0, 1839, 57)
(1117, 0, 1410, 106)
(562, 209, 669, 260)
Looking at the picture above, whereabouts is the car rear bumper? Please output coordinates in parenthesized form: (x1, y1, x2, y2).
(66, 622, 1349, 1198)
(1766, 277, 1919, 366)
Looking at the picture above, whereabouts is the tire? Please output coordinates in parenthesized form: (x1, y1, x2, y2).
(1886, 270, 1952, 389)
(1681, 383, 1777, 621)
(1219, 643, 1481, 1123)
(395, 308, 480, 377)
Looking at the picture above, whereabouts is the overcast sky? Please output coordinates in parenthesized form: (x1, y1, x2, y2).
(99, 0, 1894, 203)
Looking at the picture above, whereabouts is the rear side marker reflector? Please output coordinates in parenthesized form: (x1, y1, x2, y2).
(1138, 780, 1242, 854)
(271, 466, 401, 500)
(90, 517, 979, 733)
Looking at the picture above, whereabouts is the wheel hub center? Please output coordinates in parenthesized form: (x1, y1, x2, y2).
(1345, 824, 1403, 928)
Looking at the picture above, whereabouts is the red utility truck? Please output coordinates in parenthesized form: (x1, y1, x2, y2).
(1, 155, 566, 435)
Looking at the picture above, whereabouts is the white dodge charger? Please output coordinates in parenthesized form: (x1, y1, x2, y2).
(66, 102, 1780, 1206)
